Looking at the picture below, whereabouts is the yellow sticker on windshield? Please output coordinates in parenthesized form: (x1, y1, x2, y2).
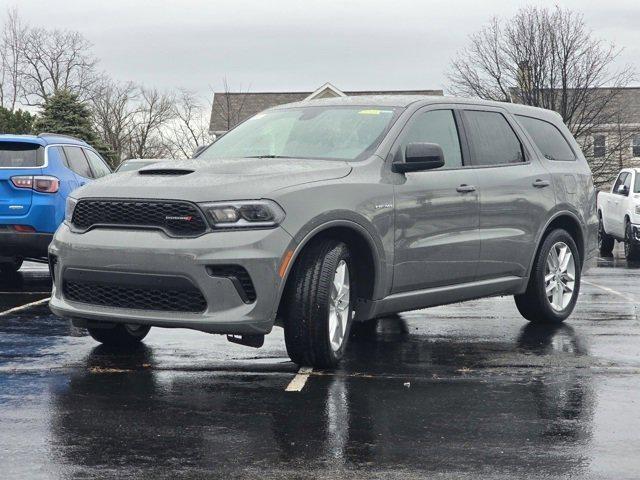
(359, 109, 385, 115)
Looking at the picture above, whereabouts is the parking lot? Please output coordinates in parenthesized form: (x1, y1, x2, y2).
(0, 248, 638, 480)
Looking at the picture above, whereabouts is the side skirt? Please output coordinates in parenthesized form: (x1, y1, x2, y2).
(356, 276, 525, 320)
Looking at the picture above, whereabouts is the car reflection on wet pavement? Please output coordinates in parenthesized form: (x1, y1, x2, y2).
(0, 250, 639, 479)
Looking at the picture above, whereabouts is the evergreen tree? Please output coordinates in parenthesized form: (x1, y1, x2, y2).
(0, 107, 35, 134)
(34, 89, 116, 165)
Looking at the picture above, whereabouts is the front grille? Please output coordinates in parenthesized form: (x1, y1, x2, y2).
(71, 199, 207, 236)
(207, 265, 257, 303)
(64, 280, 207, 313)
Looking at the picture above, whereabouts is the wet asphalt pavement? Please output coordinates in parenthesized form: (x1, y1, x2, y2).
(1, 250, 639, 479)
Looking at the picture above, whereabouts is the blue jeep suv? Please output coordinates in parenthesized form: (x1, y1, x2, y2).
(0, 133, 111, 273)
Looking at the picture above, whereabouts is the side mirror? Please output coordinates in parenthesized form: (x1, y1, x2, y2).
(192, 144, 208, 158)
(392, 142, 445, 173)
(617, 184, 629, 196)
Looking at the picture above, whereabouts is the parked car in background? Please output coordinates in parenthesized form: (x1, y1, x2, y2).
(0, 133, 111, 274)
(597, 168, 640, 260)
(115, 159, 161, 173)
(49, 96, 597, 368)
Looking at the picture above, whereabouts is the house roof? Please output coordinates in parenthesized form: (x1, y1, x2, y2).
(209, 84, 443, 133)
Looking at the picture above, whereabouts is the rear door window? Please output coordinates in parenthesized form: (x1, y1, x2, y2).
(515, 115, 575, 161)
(463, 111, 525, 166)
(84, 149, 112, 178)
(0, 142, 43, 168)
(63, 146, 93, 178)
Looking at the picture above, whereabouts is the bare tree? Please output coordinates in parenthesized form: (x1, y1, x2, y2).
(165, 89, 213, 158)
(19, 26, 99, 106)
(210, 77, 250, 132)
(0, 8, 27, 110)
(447, 6, 636, 186)
(90, 79, 139, 165)
(125, 87, 175, 159)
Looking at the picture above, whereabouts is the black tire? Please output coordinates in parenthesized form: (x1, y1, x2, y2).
(624, 220, 640, 261)
(0, 257, 23, 274)
(597, 214, 615, 257)
(515, 229, 581, 324)
(282, 240, 354, 369)
(87, 324, 151, 346)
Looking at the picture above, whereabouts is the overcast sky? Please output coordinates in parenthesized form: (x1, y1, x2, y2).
(5, 0, 640, 99)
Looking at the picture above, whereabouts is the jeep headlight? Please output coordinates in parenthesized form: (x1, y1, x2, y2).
(65, 197, 78, 224)
(200, 200, 285, 229)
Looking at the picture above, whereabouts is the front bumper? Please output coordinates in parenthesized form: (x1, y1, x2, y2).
(0, 230, 52, 258)
(48, 224, 295, 335)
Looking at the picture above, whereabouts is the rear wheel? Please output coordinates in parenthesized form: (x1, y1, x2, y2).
(282, 240, 354, 369)
(87, 324, 151, 346)
(598, 214, 615, 256)
(624, 220, 640, 261)
(0, 257, 23, 274)
(515, 229, 581, 324)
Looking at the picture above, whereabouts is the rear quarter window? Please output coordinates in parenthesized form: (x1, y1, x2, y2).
(0, 142, 44, 168)
(516, 115, 575, 161)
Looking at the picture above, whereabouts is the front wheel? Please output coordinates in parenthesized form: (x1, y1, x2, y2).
(515, 229, 581, 324)
(598, 215, 614, 256)
(624, 221, 640, 261)
(283, 240, 354, 369)
(87, 323, 151, 346)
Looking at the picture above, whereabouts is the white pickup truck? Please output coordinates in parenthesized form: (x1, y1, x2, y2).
(597, 168, 640, 260)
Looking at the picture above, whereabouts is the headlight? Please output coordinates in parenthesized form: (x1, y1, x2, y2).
(65, 197, 78, 224)
(200, 200, 285, 229)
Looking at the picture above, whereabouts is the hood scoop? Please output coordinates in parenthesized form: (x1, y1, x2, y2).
(138, 168, 194, 176)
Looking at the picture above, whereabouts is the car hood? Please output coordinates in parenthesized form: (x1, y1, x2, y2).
(76, 157, 352, 202)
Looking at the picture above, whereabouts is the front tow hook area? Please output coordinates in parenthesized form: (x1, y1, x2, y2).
(227, 334, 265, 348)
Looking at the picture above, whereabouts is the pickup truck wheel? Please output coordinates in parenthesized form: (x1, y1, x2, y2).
(87, 324, 151, 346)
(283, 240, 354, 369)
(514, 229, 581, 324)
(0, 257, 23, 274)
(624, 221, 640, 261)
(598, 215, 615, 256)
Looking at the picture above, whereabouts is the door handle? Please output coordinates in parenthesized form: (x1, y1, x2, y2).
(456, 184, 476, 193)
(532, 179, 550, 188)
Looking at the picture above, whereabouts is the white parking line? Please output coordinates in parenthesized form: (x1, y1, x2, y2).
(285, 366, 313, 392)
(0, 297, 50, 317)
(582, 279, 638, 304)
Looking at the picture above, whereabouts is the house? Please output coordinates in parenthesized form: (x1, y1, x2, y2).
(209, 82, 443, 136)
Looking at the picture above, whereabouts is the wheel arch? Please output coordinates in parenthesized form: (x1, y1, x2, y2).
(275, 218, 387, 324)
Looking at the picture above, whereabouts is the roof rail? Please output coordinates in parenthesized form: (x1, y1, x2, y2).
(38, 132, 86, 143)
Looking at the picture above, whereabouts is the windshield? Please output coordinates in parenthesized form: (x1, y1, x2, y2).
(200, 106, 399, 161)
(0, 142, 43, 168)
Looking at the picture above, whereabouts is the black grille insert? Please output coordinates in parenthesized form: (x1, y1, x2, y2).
(64, 280, 207, 313)
(138, 169, 194, 176)
(207, 265, 256, 303)
(71, 199, 207, 236)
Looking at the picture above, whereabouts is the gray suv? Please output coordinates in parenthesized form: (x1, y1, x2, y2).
(49, 96, 597, 368)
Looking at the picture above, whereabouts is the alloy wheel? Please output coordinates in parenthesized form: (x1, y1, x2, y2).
(328, 260, 350, 352)
(544, 242, 576, 311)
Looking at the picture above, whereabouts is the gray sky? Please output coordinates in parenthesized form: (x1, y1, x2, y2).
(5, 0, 640, 98)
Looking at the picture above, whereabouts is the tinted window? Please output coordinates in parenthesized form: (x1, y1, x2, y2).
(593, 135, 606, 158)
(0, 142, 43, 167)
(516, 115, 575, 161)
(464, 111, 524, 165)
(63, 146, 93, 178)
(612, 172, 628, 194)
(84, 149, 111, 177)
(635, 172, 640, 193)
(400, 110, 463, 168)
